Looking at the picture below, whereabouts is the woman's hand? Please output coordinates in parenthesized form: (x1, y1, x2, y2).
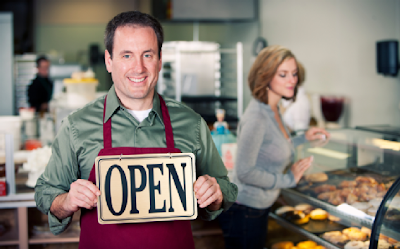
(291, 156, 313, 183)
(305, 127, 330, 141)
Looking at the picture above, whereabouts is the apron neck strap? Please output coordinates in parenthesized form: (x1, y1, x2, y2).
(102, 94, 175, 149)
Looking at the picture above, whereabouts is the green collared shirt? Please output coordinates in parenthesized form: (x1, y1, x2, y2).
(35, 86, 238, 235)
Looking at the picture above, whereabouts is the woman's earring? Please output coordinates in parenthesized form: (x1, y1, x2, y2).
(266, 86, 269, 91)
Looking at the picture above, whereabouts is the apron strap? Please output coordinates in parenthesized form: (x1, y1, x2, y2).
(102, 94, 175, 149)
(103, 96, 112, 149)
(158, 95, 175, 149)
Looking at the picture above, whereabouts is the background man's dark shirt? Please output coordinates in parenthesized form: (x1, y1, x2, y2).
(28, 75, 53, 112)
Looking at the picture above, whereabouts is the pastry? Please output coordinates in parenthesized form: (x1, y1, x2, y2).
(304, 172, 328, 183)
(314, 246, 326, 249)
(355, 176, 377, 185)
(271, 241, 294, 249)
(293, 214, 310, 225)
(328, 214, 341, 222)
(275, 206, 295, 216)
(339, 180, 357, 188)
(310, 208, 328, 220)
(360, 227, 371, 237)
(347, 231, 367, 241)
(342, 227, 361, 236)
(344, 241, 365, 249)
(296, 240, 317, 249)
(314, 184, 336, 194)
(294, 203, 313, 214)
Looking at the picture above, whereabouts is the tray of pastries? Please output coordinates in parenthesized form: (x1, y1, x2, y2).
(271, 240, 326, 249)
(275, 204, 346, 234)
(321, 226, 400, 249)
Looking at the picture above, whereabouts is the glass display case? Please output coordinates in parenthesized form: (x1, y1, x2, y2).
(270, 128, 400, 249)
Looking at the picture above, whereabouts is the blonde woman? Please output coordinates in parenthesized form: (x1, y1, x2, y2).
(218, 45, 329, 249)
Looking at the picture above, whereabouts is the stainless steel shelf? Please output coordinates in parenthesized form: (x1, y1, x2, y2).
(281, 188, 400, 241)
(269, 213, 340, 249)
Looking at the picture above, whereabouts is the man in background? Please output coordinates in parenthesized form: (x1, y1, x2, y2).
(28, 55, 53, 112)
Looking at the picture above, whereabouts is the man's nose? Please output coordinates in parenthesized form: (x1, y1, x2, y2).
(132, 57, 145, 73)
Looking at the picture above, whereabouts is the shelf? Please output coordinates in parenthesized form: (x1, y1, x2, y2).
(269, 213, 340, 249)
(0, 224, 19, 246)
(282, 189, 374, 228)
(281, 188, 400, 241)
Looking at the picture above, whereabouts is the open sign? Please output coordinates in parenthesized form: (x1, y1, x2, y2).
(95, 153, 197, 224)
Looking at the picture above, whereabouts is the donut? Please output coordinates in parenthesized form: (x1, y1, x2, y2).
(304, 172, 328, 182)
(297, 240, 317, 249)
(328, 214, 341, 222)
(293, 214, 310, 225)
(347, 231, 367, 241)
(342, 227, 361, 236)
(310, 208, 328, 220)
(344, 241, 364, 249)
(294, 203, 313, 214)
(276, 206, 295, 216)
(271, 241, 294, 249)
(360, 227, 371, 237)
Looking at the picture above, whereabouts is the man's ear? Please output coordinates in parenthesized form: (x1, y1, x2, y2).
(158, 51, 162, 72)
(105, 50, 112, 73)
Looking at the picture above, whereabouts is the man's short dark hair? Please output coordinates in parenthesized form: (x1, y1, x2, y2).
(36, 55, 49, 68)
(105, 11, 164, 58)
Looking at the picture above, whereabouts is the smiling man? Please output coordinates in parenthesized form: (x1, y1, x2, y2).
(34, 11, 237, 249)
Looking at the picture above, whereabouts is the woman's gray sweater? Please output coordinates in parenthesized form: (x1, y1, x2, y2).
(231, 98, 306, 209)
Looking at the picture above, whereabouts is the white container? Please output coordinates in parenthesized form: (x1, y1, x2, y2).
(0, 116, 22, 152)
(63, 79, 98, 108)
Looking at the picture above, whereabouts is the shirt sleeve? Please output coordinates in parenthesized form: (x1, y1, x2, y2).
(195, 118, 238, 221)
(292, 133, 307, 148)
(235, 118, 296, 190)
(34, 117, 80, 235)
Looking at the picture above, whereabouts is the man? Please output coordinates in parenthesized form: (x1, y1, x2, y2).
(28, 56, 53, 112)
(35, 11, 237, 249)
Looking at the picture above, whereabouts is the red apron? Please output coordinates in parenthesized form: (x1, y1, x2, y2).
(78, 95, 195, 249)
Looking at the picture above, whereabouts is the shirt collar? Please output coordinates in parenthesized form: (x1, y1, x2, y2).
(104, 85, 164, 125)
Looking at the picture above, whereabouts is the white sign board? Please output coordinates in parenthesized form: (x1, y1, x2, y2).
(95, 153, 197, 224)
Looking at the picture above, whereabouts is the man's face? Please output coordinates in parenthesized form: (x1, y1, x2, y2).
(105, 25, 162, 110)
(37, 60, 50, 78)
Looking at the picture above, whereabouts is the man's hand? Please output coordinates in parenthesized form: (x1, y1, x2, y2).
(193, 175, 223, 211)
(50, 179, 100, 220)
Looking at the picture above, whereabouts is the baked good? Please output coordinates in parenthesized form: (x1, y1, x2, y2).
(275, 206, 294, 216)
(314, 246, 326, 249)
(304, 172, 328, 183)
(276, 206, 295, 216)
(339, 180, 357, 188)
(344, 241, 365, 249)
(347, 231, 367, 241)
(294, 203, 313, 214)
(360, 227, 371, 237)
(314, 184, 336, 194)
(342, 227, 361, 236)
(296, 240, 317, 249)
(388, 237, 398, 244)
(328, 214, 341, 222)
(271, 241, 294, 249)
(322, 231, 349, 245)
(293, 214, 310, 225)
(310, 208, 328, 220)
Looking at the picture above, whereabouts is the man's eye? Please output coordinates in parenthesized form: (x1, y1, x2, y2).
(123, 55, 130, 58)
(144, 54, 151, 58)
